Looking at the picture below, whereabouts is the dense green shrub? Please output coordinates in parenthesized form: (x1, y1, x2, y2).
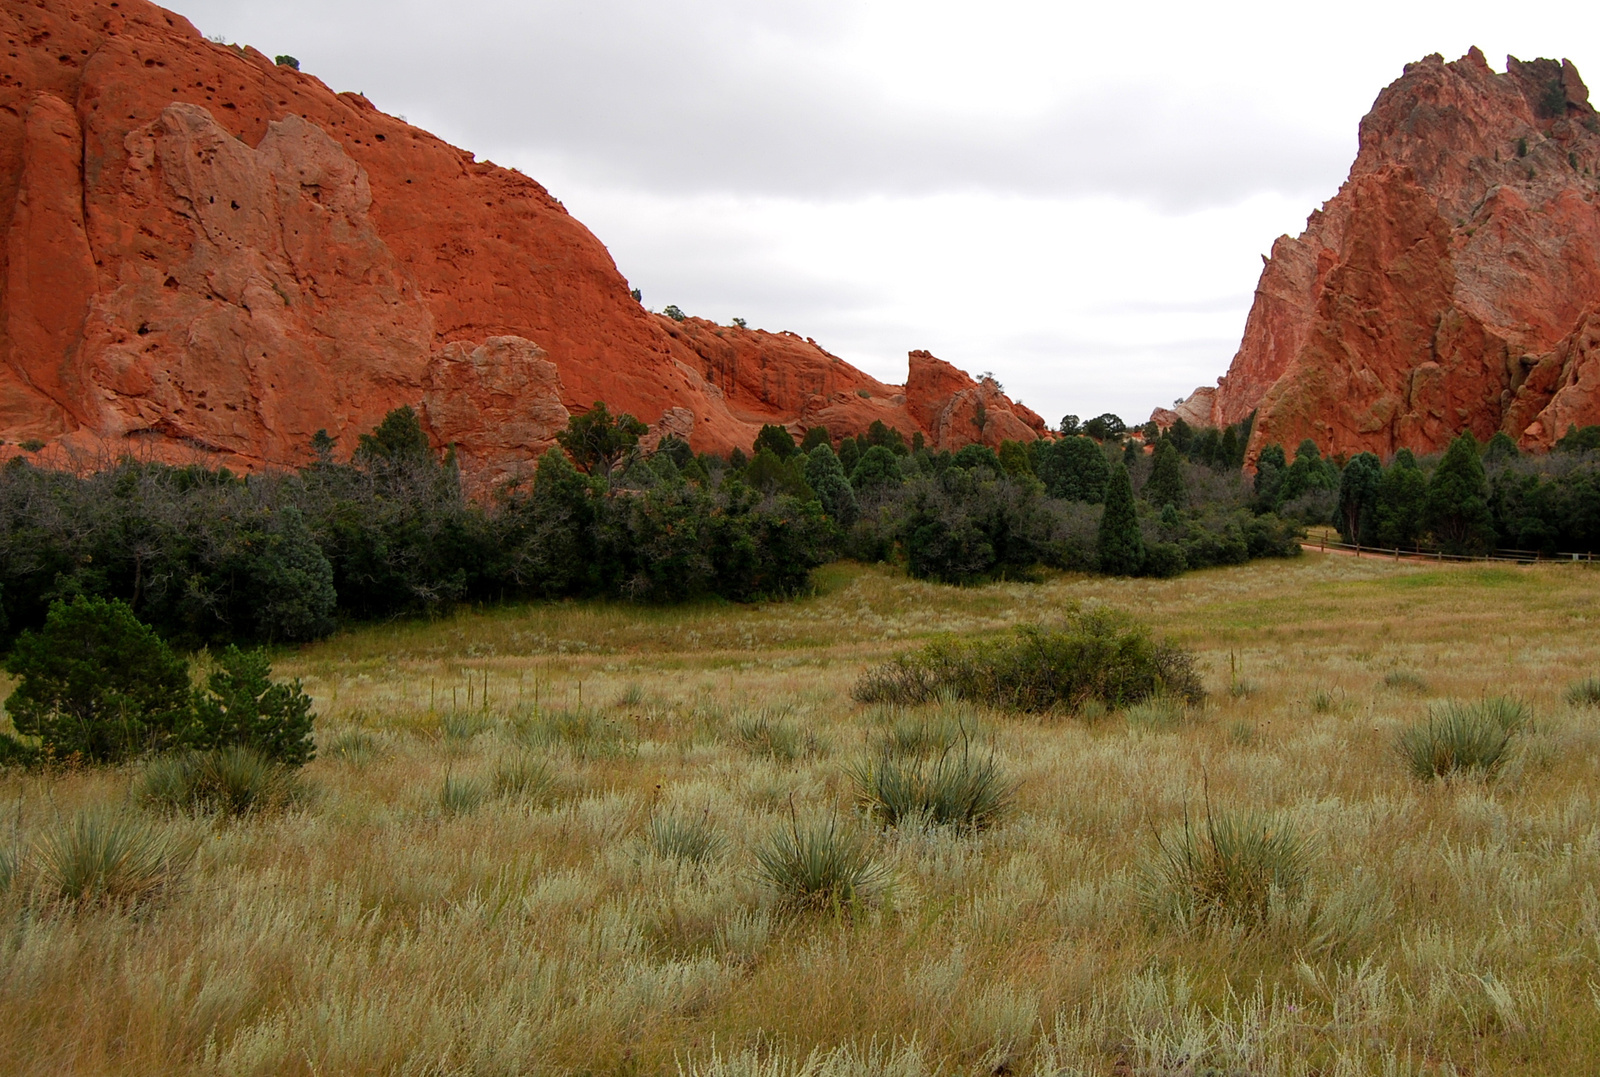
(5, 596, 190, 763)
(851, 446, 903, 491)
(183, 646, 317, 767)
(1373, 450, 1427, 548)
(1337, 452, 1382, 544)
(804, 444, 858, 528)
(852, 612, 1203, 713)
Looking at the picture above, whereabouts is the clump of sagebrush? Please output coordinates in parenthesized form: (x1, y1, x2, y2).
(849, 743, 1014, 830)
(137, 746, 306, 817)
(1396, 698, 1527, 780)
(33, 811, 193, 907)
(1566, 677, 1600, 708)
(645, 809, 724, 864)
(754, 815, 889, 909)
(852, 610, 1202, 713)
(1141, 808, 1312, 928)
(732, 707, 824, 762)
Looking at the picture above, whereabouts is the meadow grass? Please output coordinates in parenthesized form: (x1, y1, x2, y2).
(4, 555, 1600, 1072)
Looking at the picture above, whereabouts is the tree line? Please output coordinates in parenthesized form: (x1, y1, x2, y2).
(0, 405, 1310, 649)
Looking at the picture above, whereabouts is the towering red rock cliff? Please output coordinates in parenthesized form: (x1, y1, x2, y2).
(1158, 50, 1600, 462)
(0, 0, 1041, 477)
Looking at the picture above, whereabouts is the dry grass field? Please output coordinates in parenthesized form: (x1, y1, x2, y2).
(4, 553, 1600, 1075)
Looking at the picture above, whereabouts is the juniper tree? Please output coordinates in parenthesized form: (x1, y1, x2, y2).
(1097, 463, 1144, 575)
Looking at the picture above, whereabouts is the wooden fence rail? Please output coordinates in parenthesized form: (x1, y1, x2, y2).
(1305, 531, 1597, 565)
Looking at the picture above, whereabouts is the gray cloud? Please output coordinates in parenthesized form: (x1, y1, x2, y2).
(182, 0, 1352, 211)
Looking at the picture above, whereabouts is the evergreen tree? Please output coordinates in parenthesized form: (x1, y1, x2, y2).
(1143, 438, 1187, 508)
(1482, 431, 1519, 463)
(355, 405, 433, 465)
(745, 447, 813, 500)
(799, 425, 831, 453)
(502, 448, 601, 596)
(1426, 432, 1496, 554)
(851, 446, 903, 491)
(1097, 463, 1144, 575)
(1337, 452, 1383, 544)
(1037, 436, 1109, 503)
(5, 596, 190, 763)
(556, 402, 648, 476)
(997, 439, 1034, 479)
(837, 436, 861, 475)
(247, 506, 337, 642)
(1280, 439, 1336, 503)
(183, 646, 317, 766)
(753, 424, 799, 460)
(1373, 451, 1427, 548)
(1252, 443, 1288, 512)
(804, 444, 858, 527)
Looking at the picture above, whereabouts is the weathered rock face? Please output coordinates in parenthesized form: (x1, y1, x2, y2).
(1159, 50, 1600, 462)
(0, 0, 1036, 474)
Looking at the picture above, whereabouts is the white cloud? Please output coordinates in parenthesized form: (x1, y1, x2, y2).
(180, 0, 1600, 424)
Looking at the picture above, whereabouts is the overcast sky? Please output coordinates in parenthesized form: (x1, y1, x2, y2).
(181, 0, 1599, 427)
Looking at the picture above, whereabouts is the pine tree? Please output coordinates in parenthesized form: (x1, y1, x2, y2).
(804, 444, 859, 527)
(1097, 463, 1144, 575)
(1373, 451, 1426, 548)
(1337, 452, 1382, 544)
(1143, 438, 1187, 508)
(1426, 432, 1496, 554)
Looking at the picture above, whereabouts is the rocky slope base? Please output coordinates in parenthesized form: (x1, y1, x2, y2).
(0, 0, 1044, 477)
(1159, 50, 1600, 463)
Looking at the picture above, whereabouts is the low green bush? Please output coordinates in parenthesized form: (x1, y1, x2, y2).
(851, 611, 1202, 713)
(754, 816, 889, 910)
(1396, 699, 1521, 779)
(184, 646, 317, 767)
(1141, 808, 1312, 928)
(137, 746, 305, 816)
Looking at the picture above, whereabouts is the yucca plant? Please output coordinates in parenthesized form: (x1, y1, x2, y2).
(754, 815, 889, 909)
(34, 811, 192, 906)
(850, 745, 1014, 830)
(733, 709, 821, 762)
(325, 729, 380, 766)
(440, 710, 493, 741)
(137, 746, 304, 817)
(438, 773, 485, 816)
(0, 845, 14, 895)
(646, 810, 724, 864)
(874, 708, 982, 758)
(491, 753, 554, 802)
(1142, 808, 1311, 928)
(1396, 700, 1519, 780)
(1567, 677, 1600, 708)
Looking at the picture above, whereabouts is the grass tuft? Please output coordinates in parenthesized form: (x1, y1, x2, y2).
(516, 707, 637, 760)
(1308, 688, 1337, 713)
(137, 747, 306, 817)
(1142, 808, 1311, 928)
(645, 810, 724, 864)
(440, 710, 493, 741)
(325, 729, 380, 766)
(438, 773, 486, 816)
(34, 811, 192, 907)
(491, 753, 555, 802)
(732, 708, 823, 762)
(1396, 699, 1523, 780)
(850, 744, 1014, 830)
(852, 612, 1202, 713)
(754, 815, 889, 909)
(1565, 677, 1600, 708)
(1383, 670, 1430, 693)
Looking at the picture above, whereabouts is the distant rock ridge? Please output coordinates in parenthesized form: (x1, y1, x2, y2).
(1156, 49, 1600, 463)
(0, 0, 1044, 478)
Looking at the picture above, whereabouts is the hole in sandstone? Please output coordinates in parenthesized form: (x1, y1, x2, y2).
(163, 276, 178, 290)
(137, 323, 150, 336)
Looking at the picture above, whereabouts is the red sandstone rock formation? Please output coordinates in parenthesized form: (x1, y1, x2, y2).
(0, 0, 1037, 477)
(1158, 50, 1600, 462)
